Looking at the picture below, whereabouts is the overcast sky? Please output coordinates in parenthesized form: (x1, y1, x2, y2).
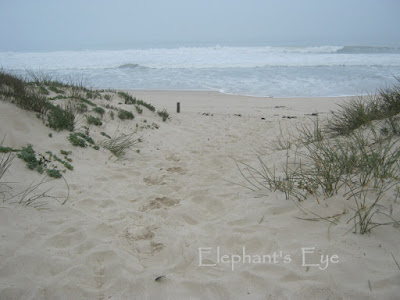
(1, 0, 399, 51)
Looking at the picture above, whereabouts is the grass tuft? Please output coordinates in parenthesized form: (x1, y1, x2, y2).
(328, 78, 400, 136)
(0, 138, 15, 183)
(100, 133, 140, 158)
(136, 99, 155, 112)
(93, 106, 105, 117)
(86, 115, 102, 126)
(118, 109, 134, 120)
(157, 109, 169, 122)
(118, 91, 136, 104)
(46, 103, 75, 131)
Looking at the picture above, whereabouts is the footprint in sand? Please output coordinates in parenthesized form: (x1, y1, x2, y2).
(122, 226, 165, 254)
(143, 175, 166, 186)
(166, 153, 180, 162)
(166, 166, 186, 175)
(123, 226, 155, 243)
(150, 241, 165, 254)
(135, 240, 166, 255)
(140, 197, 180, 212)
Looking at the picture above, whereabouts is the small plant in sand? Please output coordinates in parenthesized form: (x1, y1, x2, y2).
(118, 109, 134, 120)
(48, 85, 64, 94)
(46, 168, 62, 179)
(16, 145, 72, 179)
(39, 86, 49, 95)
(102, 88, 117, 93)
(79, 98, 96, 107)
(46, 102, 76, 131)
(86, 89, 102, 100)
(86, 115, 103, 126)
(104, 94, 114, 101)
(48, 95, 68, 101)
(100, 133, 141, 158)
(109, 110, 115, 120)
(68, 133, 86, 147)
(157, 109, 170, 122)
(0, 145, 17, 154)
(137, 99, 155, 112)
(68, 132, 97, 149)
(60, 150, 73, 162)
(100, 132, 112, 139)
(135, 105, 143, 114)
(118, 91, 137, 104)
(17, 144, 40, 171)
(93, 106, 105, 117)
(46, 151, 73, 171)
(343, 183, 399, 234)
(0, 139, 16, 185)
(235, 152, 306, 201)
(77, 103, 88, 113)
(105, 104, 118, 110)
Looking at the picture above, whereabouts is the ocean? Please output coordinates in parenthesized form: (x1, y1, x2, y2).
(1, 45, 400, 97)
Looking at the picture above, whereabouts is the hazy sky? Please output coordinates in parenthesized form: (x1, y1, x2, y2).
(1, 0, 399, 51)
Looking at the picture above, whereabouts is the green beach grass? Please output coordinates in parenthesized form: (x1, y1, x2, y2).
(237, 79, 400, 234)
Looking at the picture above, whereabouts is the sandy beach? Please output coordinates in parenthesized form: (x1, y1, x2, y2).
(1, 90, 400, 299)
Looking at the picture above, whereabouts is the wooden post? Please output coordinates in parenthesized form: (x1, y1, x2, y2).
(177, 102, 180, 113)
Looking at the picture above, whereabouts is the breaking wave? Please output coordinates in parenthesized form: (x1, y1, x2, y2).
(1, 44, 400, 97)
(337, 46, 400, 54)
(117, 63, 148, 69)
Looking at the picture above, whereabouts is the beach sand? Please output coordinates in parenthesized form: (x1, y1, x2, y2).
(0, 91, 399, 299)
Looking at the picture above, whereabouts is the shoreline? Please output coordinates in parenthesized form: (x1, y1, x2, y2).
(124, 88, 360, 100)
(123, 89, 355, 115)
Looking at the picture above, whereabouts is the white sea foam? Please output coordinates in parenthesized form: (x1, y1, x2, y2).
(1, 45, 400, 97)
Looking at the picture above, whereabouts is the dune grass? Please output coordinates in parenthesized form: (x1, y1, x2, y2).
(86, 115, 102, 126)
(328, 78, 400, 136)
(2, 176, 70, 207)
(118, 91, 137, 104)
(1, 70, 170, 133)
(0, 70, 78, 131)
(238, 80, 400, 234)
(136, 99, 156, 112)
(68, 132, 98, 150)
(157, 109, 169, 122)
(93, 106, 105, 117)
(0, 69, 49, 115)
(46, 102, 76, 131)
(100, 133, 140, 158)
(0, 70, 172, 207)
(0, 138, 15, 184)
(118, 109, 134, 120)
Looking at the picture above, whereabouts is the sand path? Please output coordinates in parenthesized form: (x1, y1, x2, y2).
(1, 92, 399, 299)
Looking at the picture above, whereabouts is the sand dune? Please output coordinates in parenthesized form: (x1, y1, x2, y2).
(1, 91, 399, 299)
